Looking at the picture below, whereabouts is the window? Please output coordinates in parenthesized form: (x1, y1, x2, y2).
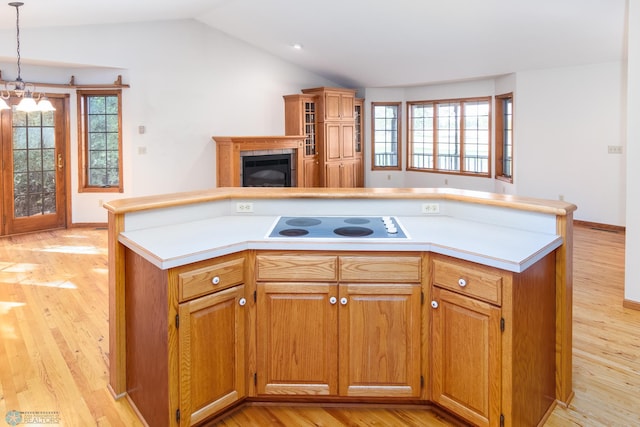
(372, 102, 401, 170)
(408, 97, 491, 176)
(495, 93, 513, 182)
(77, 90, 123, 192)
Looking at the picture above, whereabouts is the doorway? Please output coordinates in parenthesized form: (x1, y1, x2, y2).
(0, 95, 69, 235)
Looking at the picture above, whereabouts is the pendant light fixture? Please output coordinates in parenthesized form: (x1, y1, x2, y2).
(0, 2, 55, 112)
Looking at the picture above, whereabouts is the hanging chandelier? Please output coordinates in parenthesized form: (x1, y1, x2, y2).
(0, 2, 55, 113)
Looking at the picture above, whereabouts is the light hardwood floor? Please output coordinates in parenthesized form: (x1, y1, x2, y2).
(0, 224, 637, 426)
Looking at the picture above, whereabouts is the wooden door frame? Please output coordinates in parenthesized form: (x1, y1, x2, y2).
(0, 93, 72, 235)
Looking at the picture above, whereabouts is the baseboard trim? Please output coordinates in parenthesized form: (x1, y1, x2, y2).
(573, 220, 625, 233)
(70, 222, 108, 229)
(623, 299, 640, 312)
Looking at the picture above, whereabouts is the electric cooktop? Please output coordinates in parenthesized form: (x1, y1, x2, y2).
(266, 216, 408, 239)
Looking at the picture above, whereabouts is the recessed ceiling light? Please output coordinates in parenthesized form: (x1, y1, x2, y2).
(291, 43, 303, 50)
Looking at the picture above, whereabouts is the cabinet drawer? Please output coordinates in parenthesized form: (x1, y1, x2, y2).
(432, 257, 503, 305)
(178, 258, 245, 301)
(340, 256, 421, 283)
(256, 255, 337, 281)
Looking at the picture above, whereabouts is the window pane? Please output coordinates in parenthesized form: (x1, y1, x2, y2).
(502, 98, 513, 177)
(409, 104, 434, 169)
(463, 100, 489, 174)
(372, 104, 399, 168)
(437, 103, 460, 171)
(82, 92, 121, 189)
(409, 97, 491, 176)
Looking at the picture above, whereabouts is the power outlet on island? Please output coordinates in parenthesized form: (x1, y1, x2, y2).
(422, 203, 440, 214)
(235, 202, 254, 213)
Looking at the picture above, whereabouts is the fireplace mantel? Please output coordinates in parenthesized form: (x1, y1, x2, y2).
(212, 135, 306, 187)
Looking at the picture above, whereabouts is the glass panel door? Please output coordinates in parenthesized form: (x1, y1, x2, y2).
(1, 96, 67, 235)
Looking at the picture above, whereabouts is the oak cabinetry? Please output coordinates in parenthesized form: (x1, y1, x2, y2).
(430, 254, 556, 427)
(255, 253, 422, 398)
(303, 87, 355, 121)
(354, 98, 364, 187)
(284, 87, 362, 187)
(178, 285, 246, 426)
(123, 251, 247, 427)
(283, 95, 319, 187)
(175, 255, 247, 426)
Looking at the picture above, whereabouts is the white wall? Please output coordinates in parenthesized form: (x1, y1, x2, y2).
(626, 0, 640, 303)
(516, 61, 626, 226)
(0, 20, 337, 223)
(0, 18, 630, 242)
(362, 62, 625, 226)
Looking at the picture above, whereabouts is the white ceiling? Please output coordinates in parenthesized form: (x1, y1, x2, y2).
(0, 0, 628, 88)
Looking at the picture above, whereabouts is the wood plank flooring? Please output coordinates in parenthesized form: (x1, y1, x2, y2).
(0, 224, 637, 426)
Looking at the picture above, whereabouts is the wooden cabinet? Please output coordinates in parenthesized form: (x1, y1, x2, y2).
(303, 87, 355, 121)
(122, 250, 248, 427)
(285, 87, 363, 187)
(339, 282, 421, 397)
(354, 98, 364, 187)
(431, 286, 501, 427)
(178, 285, 246, 426)
(255, 253, 422, 398)
(283, 95, 319, 187)
(430, 254, 557, 427)
(175, 255, 248, 426)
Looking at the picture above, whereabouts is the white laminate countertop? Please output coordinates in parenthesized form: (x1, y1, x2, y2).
(118, 215, 562, 273)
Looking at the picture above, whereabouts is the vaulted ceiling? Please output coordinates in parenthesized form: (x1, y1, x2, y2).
(0, 0, 627, 88)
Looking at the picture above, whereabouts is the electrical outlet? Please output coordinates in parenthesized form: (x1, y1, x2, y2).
(607, 145, 623, 154)
(422, 203, 440, 214)
(235, 202, 254, 213)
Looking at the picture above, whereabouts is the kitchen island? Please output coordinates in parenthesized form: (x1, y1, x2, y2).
(105, 187, 576, 427)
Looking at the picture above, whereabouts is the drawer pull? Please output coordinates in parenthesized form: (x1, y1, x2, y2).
(458, 278, 467, 287)
(212, 276, 221, 285)
(329, 296, 337, 305)
(238, 297, 246, 306)
(340, 297, 348, 306)
(431, 300, 439, 309)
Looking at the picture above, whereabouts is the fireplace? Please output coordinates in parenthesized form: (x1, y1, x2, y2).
(242, 154, 292, 187)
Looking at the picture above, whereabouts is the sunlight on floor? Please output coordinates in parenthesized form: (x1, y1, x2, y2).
(0, 301, 25, 314)
(35, 245, 105, 255)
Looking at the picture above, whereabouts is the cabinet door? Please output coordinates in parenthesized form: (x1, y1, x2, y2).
(431, 287, 501, 427)
(302, 156, 320, 187)
(324, 91, 354, 121)
(178, 285, 246, 426)
(324, 162, 342, 188)
(339, 161, 357, 188)
(257, 282, 338, 395)
(339, 283, 422, 397)
(341, 122, 355, 159)
(324, 122, 342, 161)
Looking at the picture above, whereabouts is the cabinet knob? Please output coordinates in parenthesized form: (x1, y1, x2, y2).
(238, 297, 247, 306)
(329, 296, 337, 305)
(458, 278, 467, 287)
(340, 297, 348, 305)
(212, 276, 220, 285)
(431, 301, 439, 309)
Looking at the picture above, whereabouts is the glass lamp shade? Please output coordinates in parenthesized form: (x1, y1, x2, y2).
(0, 97, 10, 110)
(16, 95, 38, 113)
(37, 96, 56, 112)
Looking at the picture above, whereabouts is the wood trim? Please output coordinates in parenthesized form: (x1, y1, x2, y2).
(573, 220, 625, 233)
(212, 136, 306, 187)
(108, 211, 127, 396)
(0, 71, 130, 89)
(555, 212, 574, 404)
(103, 187, 578, 217)
(622, 299, 640, 311)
